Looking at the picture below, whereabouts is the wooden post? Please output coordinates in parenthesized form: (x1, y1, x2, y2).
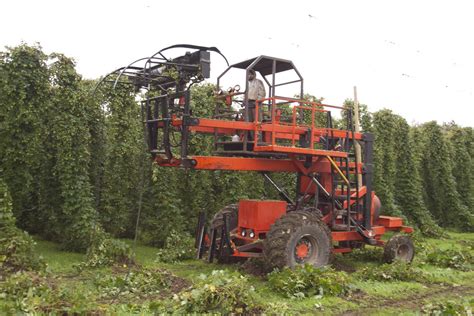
(353, 86, 363, 188)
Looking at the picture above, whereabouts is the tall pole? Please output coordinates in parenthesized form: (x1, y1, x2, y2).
(353, 86, 363, 188)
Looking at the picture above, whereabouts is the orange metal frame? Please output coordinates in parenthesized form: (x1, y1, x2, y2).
(153, 95, 412, 258)
(156, 155, 362, 174)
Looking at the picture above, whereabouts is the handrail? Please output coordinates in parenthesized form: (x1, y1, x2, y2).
(253, 96, 349, 151)
(269, 96, 345, 109)
(326, 155, 350, 185)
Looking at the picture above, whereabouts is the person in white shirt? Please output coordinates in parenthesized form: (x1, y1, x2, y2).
(246, 69, 266, 123)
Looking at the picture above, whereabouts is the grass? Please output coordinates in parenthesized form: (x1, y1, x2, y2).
(34, 239, 84, 272)
(351, 280, 428, 299)
(1, 232, 473, 315)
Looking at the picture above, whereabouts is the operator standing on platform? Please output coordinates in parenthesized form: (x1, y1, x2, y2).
(247, 69, 266, 141)
(247, 69, 266, 123)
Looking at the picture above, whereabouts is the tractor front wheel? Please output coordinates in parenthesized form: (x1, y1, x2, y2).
(211, 204, 238, 230)
(263, 211, 332, 269)
(383, 234, 415, 263)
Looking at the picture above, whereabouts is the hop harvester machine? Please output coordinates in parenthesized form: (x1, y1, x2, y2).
(98, 44, 414, 269)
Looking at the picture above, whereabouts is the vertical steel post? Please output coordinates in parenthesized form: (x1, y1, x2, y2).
(363, 133, 374, 229)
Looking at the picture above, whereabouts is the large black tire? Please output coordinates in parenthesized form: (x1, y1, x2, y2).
(383, 234, 415, 263)
(299, 206, 323, 220)
(263, 211, 332, 269)
(210, 204, 243, 264)
(211, 204, 238, 230)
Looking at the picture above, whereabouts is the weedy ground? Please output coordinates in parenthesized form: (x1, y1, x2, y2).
(0, 231, 473, 315)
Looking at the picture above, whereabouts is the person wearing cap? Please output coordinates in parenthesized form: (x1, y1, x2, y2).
(246, 69, 266, 140)
(247, 69, 266, 121)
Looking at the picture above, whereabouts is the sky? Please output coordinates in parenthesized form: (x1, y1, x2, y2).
(1, 0, 473, 127)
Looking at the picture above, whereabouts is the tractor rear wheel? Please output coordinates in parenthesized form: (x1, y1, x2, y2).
(263, 211, 332, 269)
(300, 206, 323, 219)
(383, 234, 415, 263)
(210, 204, 242, 264)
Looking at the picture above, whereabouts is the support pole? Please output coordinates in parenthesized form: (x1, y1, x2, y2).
(353, 86, 363, 188)
(262, 172, 295, 205)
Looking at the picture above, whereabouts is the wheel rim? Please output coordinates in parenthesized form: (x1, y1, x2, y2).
(294, 235, 317, 263)
(396, 244, 410, 261)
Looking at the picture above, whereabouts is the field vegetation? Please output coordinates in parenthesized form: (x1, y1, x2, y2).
(1, 44, 473, 314)
(1, 232, 472, 314)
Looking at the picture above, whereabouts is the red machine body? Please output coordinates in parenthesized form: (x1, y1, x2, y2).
(237, 200, 287, 237)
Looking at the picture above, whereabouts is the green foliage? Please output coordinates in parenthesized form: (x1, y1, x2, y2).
(445, 124, 474, 214)
(175, 270, 261, 314)
(392, 117, 443, 235)
(0, 271, 102, 314)
(0, 44, 50, 232)
(0, 44, 106, 252)
(0, 177, 45, 274)
(267, 265, 350, 299)
(355, 261, 426, 282)
(422, 299, 474, 316)
(93, 268, 171, 300)
(0, 232, 45, 276)
(139, 166, 185, 247)
(155, 230, 195, 263)
(372, 109, 403, 217)
(371, 110, 444, 234)
(48, 53, 103, 251)
(425, 249, 473, 271)
(344, 246, 384, 262)
(76, 237, 131, 270)
(0, 262, 177, 314)
(0, 271, 51, 313)
(418, 122, 473, 230)
(4, 235, 473, 315)
(98, 82, 148, 237)
(342, 99, 372, 132)
(410, 231, 436, 257)
(82, 79, 107, 211)
(298, 94, 327, 129)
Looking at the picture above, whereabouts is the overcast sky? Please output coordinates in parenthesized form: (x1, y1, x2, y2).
(1, 0, 473, 126)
